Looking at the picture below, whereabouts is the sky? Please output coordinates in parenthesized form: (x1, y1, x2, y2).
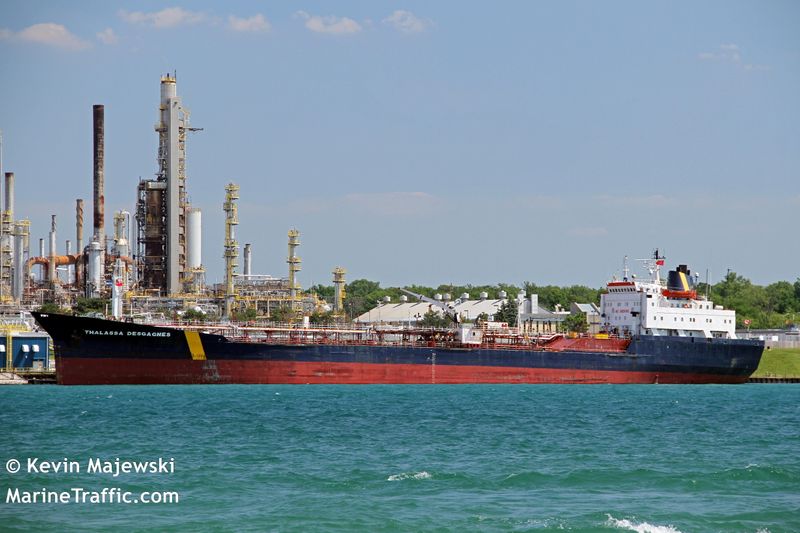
(0, 1, 798, 290)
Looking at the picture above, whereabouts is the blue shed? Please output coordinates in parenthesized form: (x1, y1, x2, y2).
(1, 334, 50, 370)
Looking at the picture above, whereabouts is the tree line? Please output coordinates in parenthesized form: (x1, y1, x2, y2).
(309, 280, 601, 319)
(310, 271, 800, 329)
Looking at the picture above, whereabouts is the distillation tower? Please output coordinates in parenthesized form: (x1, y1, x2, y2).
(136, 74, 202, 295)
(1, 171, 15, 300)
(223, 183, 239, 318)
(332, 267, 347, 314)
(287, 230, 301, 309)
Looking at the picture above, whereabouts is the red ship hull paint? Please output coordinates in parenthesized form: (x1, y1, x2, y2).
(56, 357, 749, 385)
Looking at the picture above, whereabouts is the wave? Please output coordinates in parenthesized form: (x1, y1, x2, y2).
(387, 471, 432, 481)
(704, 464, 799, 484)
(606, 515, 683, 533)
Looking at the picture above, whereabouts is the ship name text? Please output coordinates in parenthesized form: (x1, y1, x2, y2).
(83, 329, 171, 338)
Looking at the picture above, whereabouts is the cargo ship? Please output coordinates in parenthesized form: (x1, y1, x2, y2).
(33, 255, 764, 385)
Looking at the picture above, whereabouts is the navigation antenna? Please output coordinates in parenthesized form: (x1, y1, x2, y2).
(634, 248, 666, 284)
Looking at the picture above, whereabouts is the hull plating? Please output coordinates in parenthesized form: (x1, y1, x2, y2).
(55, 357, 749, 385)
(34, 313, 764, 385)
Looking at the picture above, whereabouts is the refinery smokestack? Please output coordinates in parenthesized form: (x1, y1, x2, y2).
(3, 172, 14, 272)
(93, 104, 105, 246)
(49, 215, 57, 283)
(4, 172, 13, 217)
(76, 199, 84, 252)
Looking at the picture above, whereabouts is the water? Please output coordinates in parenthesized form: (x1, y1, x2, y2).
(1, 385, 798, 532)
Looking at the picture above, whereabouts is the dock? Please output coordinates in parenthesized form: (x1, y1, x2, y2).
(0, 370, 57, 385)
(748, 377, 800, 384)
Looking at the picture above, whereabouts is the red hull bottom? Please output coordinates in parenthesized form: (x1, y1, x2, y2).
(56, 358, 749, 385)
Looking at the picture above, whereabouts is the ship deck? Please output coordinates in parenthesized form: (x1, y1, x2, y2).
(154, 322, 632, 353)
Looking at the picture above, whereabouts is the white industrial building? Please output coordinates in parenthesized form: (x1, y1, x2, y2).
(356, 292, 576, 333)
(355, 293, 506, 325)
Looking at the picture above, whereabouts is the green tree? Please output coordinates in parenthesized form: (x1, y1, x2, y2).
(711, 272, 779, 328)
(75, 298, 108, 316)
(232, 307, 257, 322)
(310, 310, 335, 325)
(345, 279, 383, 318)
(309, 283, 335, 303)
(562, 312, 588, 334)
(494, 299, 519, 326)
(183, 309, 206, 322)
(37, 302, 66, 314)
(765, 281, 797, 314)
(269, 305, 294, 323)
(523, 282, 601, 310)
(418, 309, 451, 328)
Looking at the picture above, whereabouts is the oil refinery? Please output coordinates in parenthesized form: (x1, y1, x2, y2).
(0, 74, 345, 327)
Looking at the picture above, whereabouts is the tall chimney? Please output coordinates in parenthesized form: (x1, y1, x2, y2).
(48, 215, 57, 283)
(4, 172, 13, 217)
(3, 172, 13, 268)
(93, 105, 105, 245)
(76, 198, 84, 252)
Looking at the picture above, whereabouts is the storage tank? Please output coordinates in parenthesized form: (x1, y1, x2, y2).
(186, 207, 202, 269)
(87, 240, 103, 296)
(243, 243, 252, 277)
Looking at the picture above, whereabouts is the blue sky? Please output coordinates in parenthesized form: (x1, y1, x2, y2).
(1, 1, 798, 289)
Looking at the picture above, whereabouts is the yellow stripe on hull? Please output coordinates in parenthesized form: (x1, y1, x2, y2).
(185, 331, 206, 360)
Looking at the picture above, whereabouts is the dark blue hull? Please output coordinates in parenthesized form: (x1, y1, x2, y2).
(34, 313, 764, 384)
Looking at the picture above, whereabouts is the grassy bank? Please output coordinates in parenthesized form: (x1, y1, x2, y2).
(751, 347, 800, 378)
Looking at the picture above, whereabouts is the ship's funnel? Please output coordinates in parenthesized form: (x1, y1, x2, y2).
(667, 264, 692, 292)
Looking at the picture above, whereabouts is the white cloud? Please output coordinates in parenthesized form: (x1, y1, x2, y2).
(228, 14, 271, 33)
(698, 43, 769, 71)
(96, 28, 118, 45)
(2, 23, 90, 50)
(698, 43, 741, 63)
(382, 10, 432, 33)
(119, 7, 206, 29)
(743, 63, 771, 72)
(295, 11, 362, 35)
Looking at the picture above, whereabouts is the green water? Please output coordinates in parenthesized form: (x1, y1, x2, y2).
(1, 385, 798, 532)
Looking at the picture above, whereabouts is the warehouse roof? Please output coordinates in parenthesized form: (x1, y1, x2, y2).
(355, 298, 506, 324)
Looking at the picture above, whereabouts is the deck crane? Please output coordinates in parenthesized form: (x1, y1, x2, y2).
(400, 288, 462, 324)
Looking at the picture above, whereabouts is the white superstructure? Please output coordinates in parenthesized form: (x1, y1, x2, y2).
(600, 252, 737, 339)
